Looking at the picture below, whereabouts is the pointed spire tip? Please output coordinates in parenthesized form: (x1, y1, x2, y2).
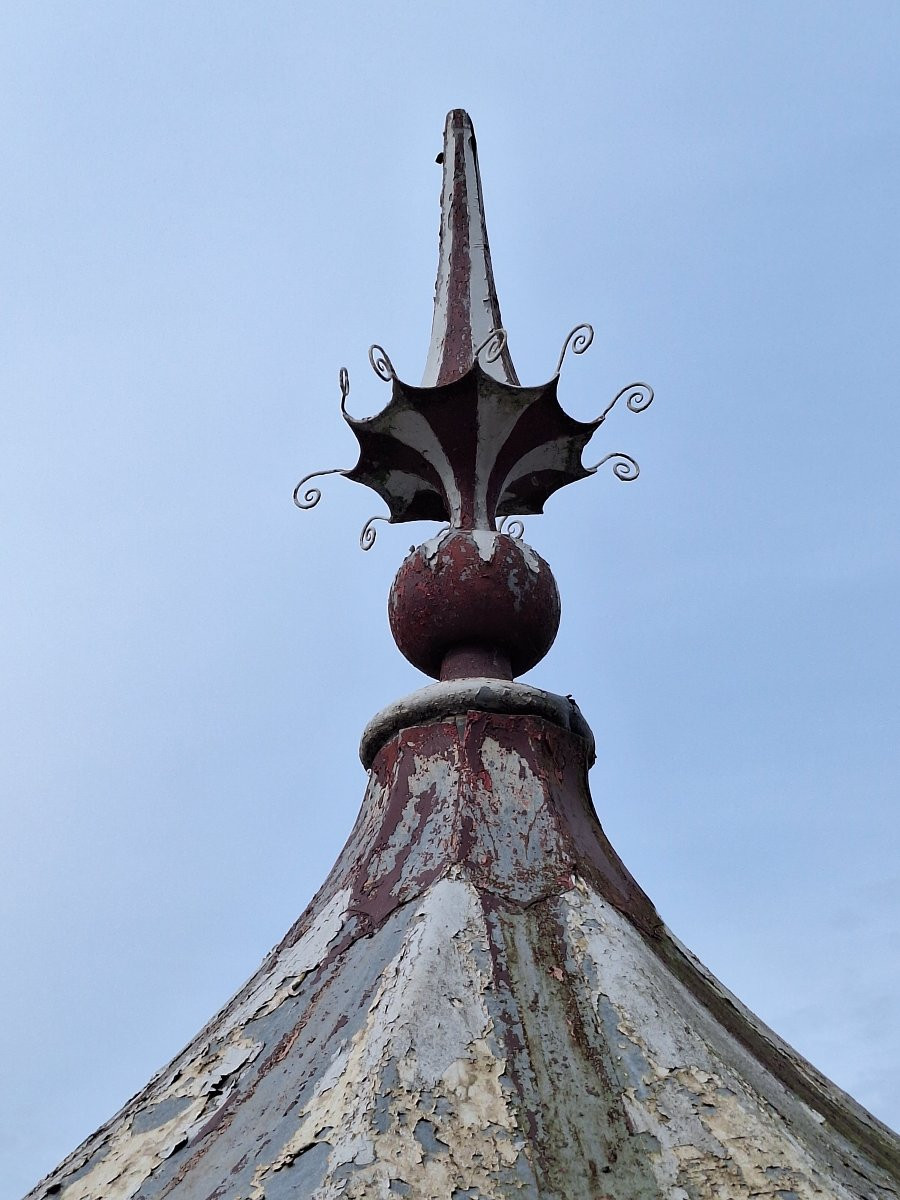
(422, 112, 518, 387)
(446, 108, 474, 129)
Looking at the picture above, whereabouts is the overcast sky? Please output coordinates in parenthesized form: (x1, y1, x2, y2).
(2, 3, 898, 1195)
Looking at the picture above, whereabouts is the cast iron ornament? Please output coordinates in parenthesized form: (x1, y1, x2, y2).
(293, 112, 654, 682)
(293, 324, 654, 551)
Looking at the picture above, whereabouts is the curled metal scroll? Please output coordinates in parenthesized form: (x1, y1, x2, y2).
(586, 452, 640, 481)
(293, 467, 347, 510)
(339, 367, 351, 417)
(360, 514, 390, 551)
(474, 328, 508, 365)
(595, 381, 654, 424)
(497, 515, 525, 540)
(368, 344, 397, 382)
(555, 323, 594, 376)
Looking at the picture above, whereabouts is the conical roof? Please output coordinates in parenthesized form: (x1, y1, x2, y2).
(26, 113, 900, 1200)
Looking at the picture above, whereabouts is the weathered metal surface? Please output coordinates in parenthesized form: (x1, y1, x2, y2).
(439, 642, 514, 682)
(422, 108, 518, 388)
(388, 529, 560, 679)
(291, 111, 653, 542)
(27, 695, 900, 1199)
(28, 105, 898, 1200)
(341, 366, 602, 530)
(358, 678, 596, 768)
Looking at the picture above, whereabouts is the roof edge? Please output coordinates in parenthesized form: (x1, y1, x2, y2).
(653, 926, 900, 1178)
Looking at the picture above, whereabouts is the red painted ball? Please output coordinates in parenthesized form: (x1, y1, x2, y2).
(388, 530, 561, 680)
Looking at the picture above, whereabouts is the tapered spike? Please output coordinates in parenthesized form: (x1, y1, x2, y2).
(422, 110, 519, 386)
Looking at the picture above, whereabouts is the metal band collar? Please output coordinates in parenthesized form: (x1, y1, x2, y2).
(359, 678, 596, 769)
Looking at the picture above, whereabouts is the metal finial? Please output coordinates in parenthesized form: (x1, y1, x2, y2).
(294, 115, 654, 549)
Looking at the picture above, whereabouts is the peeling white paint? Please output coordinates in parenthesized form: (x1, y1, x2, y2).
(31, 703, 897, 1200)
(225, 885, 352, 1030)
(364, 749, 458, 896)
(250, 876, 533, 1199)
(563, 882, 880, 1198)
(420, 526, 453, 564)
(516, 539, 540, 574)
(40, 888, 352, 1200)
(422, 111, 511, 389)
(56, 1036, 262, 1200)
(471, 528, 498, 562)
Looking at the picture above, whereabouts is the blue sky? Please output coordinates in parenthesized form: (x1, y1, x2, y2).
(2, 3, 898, 1194)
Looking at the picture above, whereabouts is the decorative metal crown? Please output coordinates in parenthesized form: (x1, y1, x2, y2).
(293, 111, 653, 551)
